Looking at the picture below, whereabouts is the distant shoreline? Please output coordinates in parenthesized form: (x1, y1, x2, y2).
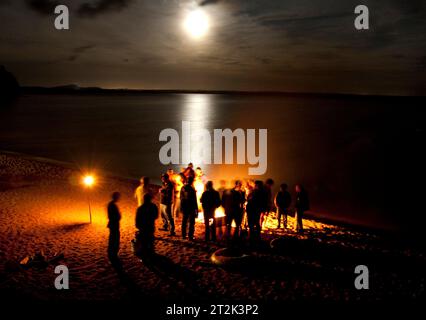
(20, 85, 426, 99)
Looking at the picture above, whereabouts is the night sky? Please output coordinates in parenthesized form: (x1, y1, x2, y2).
(1, 0, 425, 95)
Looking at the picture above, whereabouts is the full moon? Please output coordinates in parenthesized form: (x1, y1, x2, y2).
(183, 9, 210, 39)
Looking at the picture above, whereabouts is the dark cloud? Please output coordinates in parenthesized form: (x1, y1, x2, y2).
(67, 55, 78, 62)
(192, 55, 246, 67)
(78, 0, 134, 18)
(391, 0, 425, 15)
(25, 0, 59, 15)
(199, 0, 220, 6)
(255, 11, 352, 36)
(257, 57, 272, 65)
(74, 45, 96, 52)
(67, 45, 95, 62)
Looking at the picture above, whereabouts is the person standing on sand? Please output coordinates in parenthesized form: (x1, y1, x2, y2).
(246, 180, 267, 243)
(216, 179, 228, 237)
(159, 173, 176, 236)
(107, 192, 122, 261)
(174, 172, 186, 218)
(135, 193, 159, 256)
(275, 183, 292, 229)
(167, 168, 177, 215)
(260, 178, 274, 229)
(295, 184, 309, 233)
(180, 176, 198, 240)
(134, 176, 151, 207)
(222, 180, 246, 240)
(200, 181, 221, 242)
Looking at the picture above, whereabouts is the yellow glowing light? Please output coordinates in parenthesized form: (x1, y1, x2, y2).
(83, 175, 95, 187)
(183, 9, 210, 39)
(194, 178, 205, 210)
(196, 206, 237, 228)
(214, 206, 225, 218)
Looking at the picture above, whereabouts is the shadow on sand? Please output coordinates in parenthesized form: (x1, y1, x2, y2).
(139, 253, 203, 298)
(106, 249, 208, 301)
(107, 257, 151, 301)
(57, 223, 90, 233)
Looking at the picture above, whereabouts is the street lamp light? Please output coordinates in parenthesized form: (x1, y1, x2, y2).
(82, 174, 96, 223)
(83, 175, 95, 187)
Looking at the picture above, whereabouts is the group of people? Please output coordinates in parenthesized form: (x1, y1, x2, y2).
(107, 163, 310, 260)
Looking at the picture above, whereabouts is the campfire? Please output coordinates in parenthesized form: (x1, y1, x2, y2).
(170, 167, 235, 227)
(196, 206, 226, 223)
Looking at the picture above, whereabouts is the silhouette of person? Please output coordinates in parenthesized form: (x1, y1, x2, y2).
(216, 179, 228, 237)
(275, 183, 292, 229)
(107, 192, 122, 261)
(166, 168, 178, 217)
(246, 180, 268, 242)
(174, 172, 186, 218)
(222, 180, 246, 240)
(159, 173, 176, 236)
(134, 176, 151, 207)
(180, 176, 198, 240)
(260, 178, 274, 229)
(183, 163, 195, 180)
(135, 193, 159, 256)
(200, 181, 221, 241)
(295, 184, 309, 233)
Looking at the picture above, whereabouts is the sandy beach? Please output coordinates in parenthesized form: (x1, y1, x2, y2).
(0, 152, 424, 303)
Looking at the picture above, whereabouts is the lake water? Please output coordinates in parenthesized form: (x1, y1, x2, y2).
(1, 93, 424, 230)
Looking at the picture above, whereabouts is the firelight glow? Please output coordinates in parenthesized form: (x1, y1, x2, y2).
(183, 9, 210, 39)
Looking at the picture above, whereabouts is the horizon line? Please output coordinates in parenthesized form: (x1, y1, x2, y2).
(21, 85, 426, 98)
